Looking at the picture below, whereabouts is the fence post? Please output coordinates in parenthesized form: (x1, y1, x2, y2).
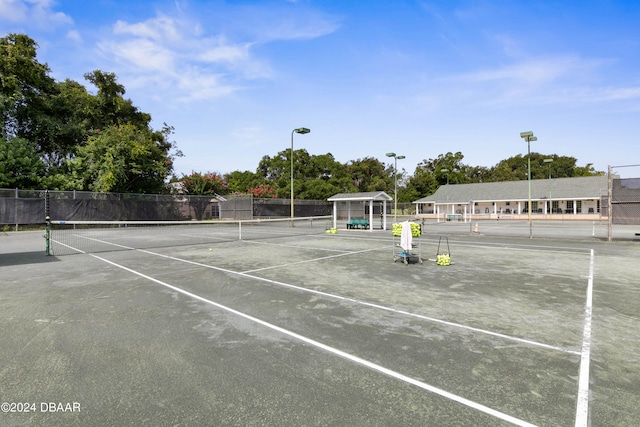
(14, 188, 18, 231)
(608, 165, 612, 242)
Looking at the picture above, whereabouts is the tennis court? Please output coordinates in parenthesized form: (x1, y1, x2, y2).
(1, 219, 639, 426)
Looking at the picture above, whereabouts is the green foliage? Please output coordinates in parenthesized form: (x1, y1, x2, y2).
(223, 170, 264, 194)
(405, 169, 438, 199)
(0, 137, 44, 189)
(181, 171, 228, 196)
(75, 124, 173, 193)
(0, 33, 179, 192)
(0, 34, 57, 144)
(256, 149, 356, 200)
(347, 157, 392, 192)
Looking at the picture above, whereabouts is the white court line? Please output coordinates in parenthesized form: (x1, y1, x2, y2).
(137, 249, 579, 355)
(574, 249, 594, 426)
(58, 234, 580, 355)
(50, 238, 86, 254)
(241, 246, 387, 273)
(77, 235, 135, 250)
(90, 253, 538, 427)
(309, 234, 592, 255)
(243, 239, 354, 253)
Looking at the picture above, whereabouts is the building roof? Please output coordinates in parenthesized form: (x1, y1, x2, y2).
(327, 191, 393, 202)
(414, 175, 608, 204)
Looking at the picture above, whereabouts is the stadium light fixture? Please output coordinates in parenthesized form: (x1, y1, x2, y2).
(386, 153, 405, 222)
(441, 168, 450, 185)
(520, 131, 537, 238)
(291, 128, 310, 219)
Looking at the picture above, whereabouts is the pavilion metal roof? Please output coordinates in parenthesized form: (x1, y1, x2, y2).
(327, 191, 393, 202)
(413, 175, 608, 204)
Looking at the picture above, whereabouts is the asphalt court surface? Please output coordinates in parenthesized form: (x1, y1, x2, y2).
(1, 224, 639, 426)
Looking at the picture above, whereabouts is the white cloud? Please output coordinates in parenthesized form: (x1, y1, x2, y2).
(174, 68, 237, 102)
(197, 37, 251, 64)
(82, 2, 340, 105)
(0, 0, 28, 22)
(65, 29, 81, 43)
(113, 15, 181, 42)
(456, 56, 595, 85)
(432, 55, 637, 108)
(101, 38, 175, 71)
(594, 87, 640, 101)
(97, 12, 277, 102)
(0, 0, 72, 28)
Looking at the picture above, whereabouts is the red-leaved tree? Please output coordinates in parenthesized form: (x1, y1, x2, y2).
(247, 183, 277, 198)
(181, 172, 228, 220)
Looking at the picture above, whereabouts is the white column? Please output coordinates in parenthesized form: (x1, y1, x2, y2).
(333, 202, 337, 229)
(383, 200, 387, 230)
(369, 200, 373, 232)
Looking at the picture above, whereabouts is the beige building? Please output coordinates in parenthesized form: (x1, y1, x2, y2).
(413, 175, 608, 221)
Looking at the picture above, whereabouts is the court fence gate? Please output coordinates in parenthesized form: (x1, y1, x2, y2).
(607, 165, 640, 241)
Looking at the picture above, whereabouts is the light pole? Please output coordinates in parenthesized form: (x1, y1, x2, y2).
(291, 127, 310, 219)
(386, 152, 405, 222)
(544, 158, 553, 215)
(520, 131, 537, 238)
(441, 168, 450, 185)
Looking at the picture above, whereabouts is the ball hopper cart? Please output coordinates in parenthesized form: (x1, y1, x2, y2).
(392, 221, 422, 264)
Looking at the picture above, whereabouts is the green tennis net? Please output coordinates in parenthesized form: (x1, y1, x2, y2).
(47, 216, 332, 255)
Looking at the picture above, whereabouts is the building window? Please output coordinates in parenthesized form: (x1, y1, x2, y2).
(576, 200, 582, 213)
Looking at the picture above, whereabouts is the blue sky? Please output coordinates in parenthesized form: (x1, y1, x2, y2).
(2, 0, 639, 178)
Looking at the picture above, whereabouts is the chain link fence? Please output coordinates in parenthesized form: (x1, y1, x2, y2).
(607, 165, 640, 241)
(1, 189, 333, 227)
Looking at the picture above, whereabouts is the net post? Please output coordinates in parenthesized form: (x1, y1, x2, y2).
(45, 190, 51, 255)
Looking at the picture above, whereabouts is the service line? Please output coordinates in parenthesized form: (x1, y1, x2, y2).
(90, 252, 538, 427)
(138, 248, 579, 355)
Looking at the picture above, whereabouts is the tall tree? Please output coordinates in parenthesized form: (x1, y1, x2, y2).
(488, 153, 602, 181)
(74, 124, 175, 193)
(346, 157, 392, 193)
(83, 70, 151, 129)
(0, 137, 44, 189)
(223, 170, 264, 194)
(0, 34, 57, 146)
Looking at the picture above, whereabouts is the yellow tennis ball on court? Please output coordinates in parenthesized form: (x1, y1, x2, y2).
(209, 248, 212, 251)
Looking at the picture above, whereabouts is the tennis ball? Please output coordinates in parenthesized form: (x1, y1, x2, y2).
(209, 248, 212, 251)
